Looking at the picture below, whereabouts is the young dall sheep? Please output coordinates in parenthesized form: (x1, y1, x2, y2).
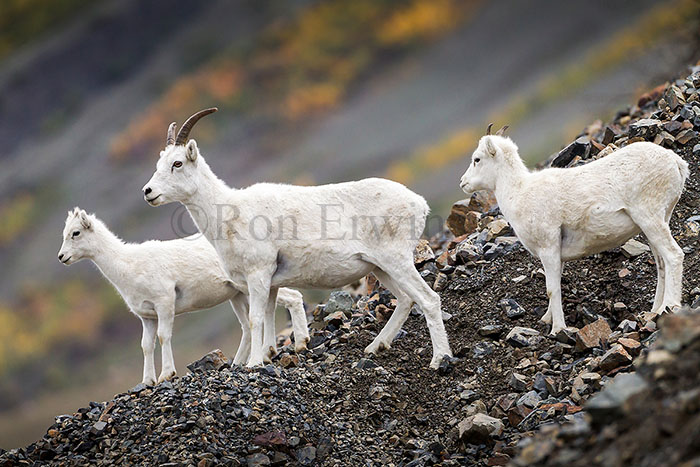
(142, 108, 452, 368)
(460, 125, 689, 335)
(57, 208, 309, 385)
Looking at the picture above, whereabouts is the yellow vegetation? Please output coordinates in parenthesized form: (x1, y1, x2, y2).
(0, 193, 36, 246)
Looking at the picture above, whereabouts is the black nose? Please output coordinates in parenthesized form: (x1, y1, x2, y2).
(144, 187, 152, 195)
(58, 254, 64, 260)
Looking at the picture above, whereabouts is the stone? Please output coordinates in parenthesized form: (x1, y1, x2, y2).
(325, 291, 354, 315)
(629, 118, 660, 138)
(552, 137, 591, 167)
(664, 85, 685, 110)
(505, 327, 542, 347)
(556, 327, 579, 345)
(467, 190, 498, 212)
(499, 298, 527, 319)
(472, 341, 495, 358)
(90, 421, 107, 436)
(355, 358, 378, 370)
(507, 405, 533, 427)
(279, 354, 299, 368)
(617, 337, 641, 356)
(617, 319, 638, 333)
(575, 318, 612, 352)
(517, 390, 542, 408)
(509, 373, 529, 392)
(246, 453, 271, 466)
(598, 345, 633, 372)
(296, 446, 316, 466)
(621, 239, 650, 257)
(413, 239, 435, 266)
(187, 349, 229, 373)
(586, 373, 649, 423)
(447, 201, 482, 237)
(487, 218, 510, 237)
(458, 413, 504, 444)
(677, 129, 698, 145)
(478, 324, 505, 338)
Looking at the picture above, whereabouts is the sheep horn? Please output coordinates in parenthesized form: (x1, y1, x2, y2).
(166, 122, 177, 146)
(175, 107, 218, 146)
(495, 125, 509, 136)
(486, 123, 493, 135)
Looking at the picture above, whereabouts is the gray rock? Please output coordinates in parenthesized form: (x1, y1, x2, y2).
(458, 413, 504, 444)
(325, 291, 354, 315)
(509, 373, 529, 392)
(478, 324, 504, 338)
(247, 453, 271, 466)
(517, 390, 542, 408)
(187, 349, 229, 373)
(499, 298, 527, 319)
(586, 373, 649, 423)
(296, 446, 317, 466)
(506, 327, 542, 347)
(621, 239, 650, 257)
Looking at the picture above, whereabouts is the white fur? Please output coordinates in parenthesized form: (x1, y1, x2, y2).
(58, 208, 310, 385)
(461, 137, 688, 334)
(142, 139, 452, 368)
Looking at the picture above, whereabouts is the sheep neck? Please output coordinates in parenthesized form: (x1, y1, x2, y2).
(492, 157, 529, 219)
(89, 223, 130, 284)
(183, 160, 237, 244)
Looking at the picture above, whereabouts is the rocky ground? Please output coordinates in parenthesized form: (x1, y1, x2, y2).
(2, 67, 700, 466)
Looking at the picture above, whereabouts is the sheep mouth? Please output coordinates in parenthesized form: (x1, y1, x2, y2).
(146, 194, 162, 204)
(61, 256, 72, 264)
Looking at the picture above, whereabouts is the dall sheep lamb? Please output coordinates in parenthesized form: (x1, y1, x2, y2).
(57, 208, 309, 384)
(142, 108, 452, 368)
(460, 125, 689, 335)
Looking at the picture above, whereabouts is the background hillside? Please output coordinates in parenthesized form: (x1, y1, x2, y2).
(0, 0, 698, 448)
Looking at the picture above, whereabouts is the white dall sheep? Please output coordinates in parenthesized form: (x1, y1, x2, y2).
(460, 125, 689, 335)
(58, 208, 310, 384)
(142, 108, 452, 368)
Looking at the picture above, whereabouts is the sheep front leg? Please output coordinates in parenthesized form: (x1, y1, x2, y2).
(139, 317, 157, 386)
(156, 297, 177, 383)
(540, 250, 566, 335)
(229, 294, 251, 365)
(246, 272, 274, 367)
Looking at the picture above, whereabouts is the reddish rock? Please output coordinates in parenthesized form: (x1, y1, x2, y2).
(575, 318, 612, 352)
(598, 345, 633, 372)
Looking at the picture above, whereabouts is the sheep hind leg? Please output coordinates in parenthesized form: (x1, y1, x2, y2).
(276, 288, 310, 352)
(364, 269, 413, 355)
(631, 213, 683, 312)
(648, 243, 666, 314)
(363, 255, 452, 369)
(229, 294, 251, 366)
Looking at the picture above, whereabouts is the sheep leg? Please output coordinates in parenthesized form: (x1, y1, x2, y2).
(246, 272, 274, 367)
(648, 243, 666, 314)
(539, 260, 562, 325)
(156, 299, 177, 383)
(263, 287, 279, 363)
(364, 269, 413, 355)
(366, 255, 452, 369)
(632, 215, 683, 311)
(229, 294, 251, 365)
(540, 249, 566, 335)
(139, 317, 157, 386)
(276, 288, 310, 352)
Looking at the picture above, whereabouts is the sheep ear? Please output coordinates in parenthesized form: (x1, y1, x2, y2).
(186, 139, 198, 162)
(485, 137, 497, 156)
(79, 212, 92, 230)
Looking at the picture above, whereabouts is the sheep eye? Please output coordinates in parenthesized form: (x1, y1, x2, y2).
(72, 231, 80, 238)
(172, 161, 183, 170)
(474, 158, 480, 164)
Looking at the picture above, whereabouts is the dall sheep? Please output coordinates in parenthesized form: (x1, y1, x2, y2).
(57, 208, 310, 384)
(142, 108, 452, 368)
(460, 126, 689, 335)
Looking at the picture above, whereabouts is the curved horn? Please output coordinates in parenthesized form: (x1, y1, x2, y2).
(175, 107, 218, 146)
(495, 125, 509, 136)
(166, 122, 177, 146)
(486, 123, 493, 135)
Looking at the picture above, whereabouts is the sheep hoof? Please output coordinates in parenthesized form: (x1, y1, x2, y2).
(540, 313, 552, 324)
(294, 342, 308, 353)
(140, 378, 156, 387)
(246, 358, 263, 368)
(157, 370, 177, 383)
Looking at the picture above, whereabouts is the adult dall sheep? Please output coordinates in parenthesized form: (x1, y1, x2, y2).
(58, 208, 309, 385)
(460, 125, 689, 335)
(142, 108, 452, 368)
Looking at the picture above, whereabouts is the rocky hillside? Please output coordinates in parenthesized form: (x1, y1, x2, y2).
(2, 63, 700, 467)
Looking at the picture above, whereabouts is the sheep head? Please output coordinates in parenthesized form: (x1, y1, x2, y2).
(460, 124, 515, 193)
(143, 108, 217, 206)
(58, 207, 95, 265)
